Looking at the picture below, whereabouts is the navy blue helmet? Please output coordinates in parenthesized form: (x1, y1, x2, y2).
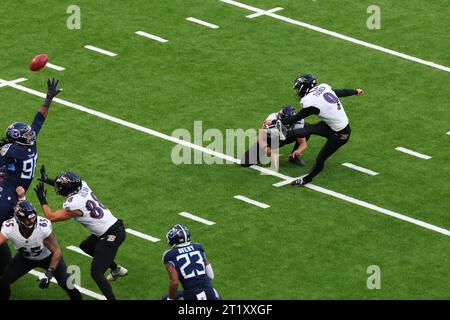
(5, 122, 36, 146)
(55, 172, 82, 197)
(279, 105, 296, 118)
(293, 73, 317, 98)
(13, 200, 38, 229)
(166, 224, 191, 247)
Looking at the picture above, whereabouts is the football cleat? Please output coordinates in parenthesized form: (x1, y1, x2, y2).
(291, 176, 309, 187)
(107, 266, 128, 281)
(289, 156, 307, 167)
(275, 120, 287, 141)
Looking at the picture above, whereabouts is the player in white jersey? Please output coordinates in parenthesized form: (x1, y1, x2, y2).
(241, 105, 309, 169)
(266, 73, 365, 185)
(33, 168, 127, 300)
(0, 198, 81, 300)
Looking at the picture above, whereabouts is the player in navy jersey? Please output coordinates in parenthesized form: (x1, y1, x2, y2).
(0, 78, 61, 274)
(162, 224, 220, 300)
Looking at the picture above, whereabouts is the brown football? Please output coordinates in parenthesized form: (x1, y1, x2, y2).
(29, 54, 48, 71)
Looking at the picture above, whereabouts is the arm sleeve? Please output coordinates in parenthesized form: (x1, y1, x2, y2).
(31, 112, 46, 137)
(273, 107, 320, 126)
(333, 89, 358, 98)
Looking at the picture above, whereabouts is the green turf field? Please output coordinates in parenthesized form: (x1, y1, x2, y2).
(0, 0, 449, 300)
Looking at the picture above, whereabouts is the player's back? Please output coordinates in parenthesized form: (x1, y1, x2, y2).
(0, 143, 38, 191)
(163, 243, 213, 293)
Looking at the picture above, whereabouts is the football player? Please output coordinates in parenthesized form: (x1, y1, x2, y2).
(0, 199, 81, 300)
(34, 168, 127, 300)
(266, 74, 364, 186)
(162, 224, 220, 300)
(0, 78, 61, 274)
(240, 105, 309, 169)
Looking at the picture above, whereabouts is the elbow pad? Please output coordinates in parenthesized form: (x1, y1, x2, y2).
(206, 264, 214, 280)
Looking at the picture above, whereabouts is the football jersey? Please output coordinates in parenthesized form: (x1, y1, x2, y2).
(1, 216, 52, 260)
(266, 113, 305, 131)
(301, 83, 349, 132)
(0, 112, 45, 191)
(63, 181, 117, 237)
(163, 243, 213, 292)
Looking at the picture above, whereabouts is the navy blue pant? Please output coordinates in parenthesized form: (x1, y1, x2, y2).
(0, 186, 16, 275)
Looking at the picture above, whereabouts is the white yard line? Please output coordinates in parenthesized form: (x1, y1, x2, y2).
(234, 195, 270, 209)
(186, 17, 219, 29)
(220, 0, 450, 73)
(28, 269, 106, 300)
(1, 78, 449, 237)
(84, 45, 118, 57)
(395, 147, 432, 160)
(126, 228, 160, 242)
(305, 184, 450, 236)
(342, 163, 379, 176)
(67, 245, 92, 258)
(273, 178, 296, 187)
(135, 31, 169, 43)
(246, 7, 283, 19)
(0, 77, 27, 88)
(179, 212, 216, 225)
(45, 62, 65, 71)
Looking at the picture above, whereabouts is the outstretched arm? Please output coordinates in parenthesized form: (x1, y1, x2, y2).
(333, 89, 365, 97)
(31, 79, 62, 137)
(265, 107, 320, 126)
(34, 182, 80, 222)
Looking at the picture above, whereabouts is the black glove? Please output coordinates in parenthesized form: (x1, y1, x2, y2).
(39, 268, 54, 289)
(38, 165, 55, 186)
(43, 78, 62, 108)
(34, 182, 48, 205)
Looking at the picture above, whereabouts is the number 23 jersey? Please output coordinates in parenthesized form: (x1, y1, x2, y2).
(63, 181, 118, 237)
(1, 217, 52, 261)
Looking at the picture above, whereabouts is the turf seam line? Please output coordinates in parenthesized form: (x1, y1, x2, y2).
(179, 212, 216, 225)
(186, 17, 219, 29)
(1, 78, 448, 237)
(220, 0, 450, 73)
(234, 195, 270, 209)
(28, 269, 106, 300)
(341, 163, 379, 176)
(395, 147, 432, 160)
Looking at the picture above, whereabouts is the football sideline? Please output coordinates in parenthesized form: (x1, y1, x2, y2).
(0, 77, 448, 237)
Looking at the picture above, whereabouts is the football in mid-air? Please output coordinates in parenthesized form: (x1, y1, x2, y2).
(29, 53, 48, 71)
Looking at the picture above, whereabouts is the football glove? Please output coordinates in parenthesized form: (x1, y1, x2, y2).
(39, 268, 54, 289)
(38, 165, 56, 186)
(43, 78, 62, 108)
(34, 182, 48, 206)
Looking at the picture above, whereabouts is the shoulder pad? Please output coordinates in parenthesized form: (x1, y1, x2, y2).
(0, 144, 12, 157)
